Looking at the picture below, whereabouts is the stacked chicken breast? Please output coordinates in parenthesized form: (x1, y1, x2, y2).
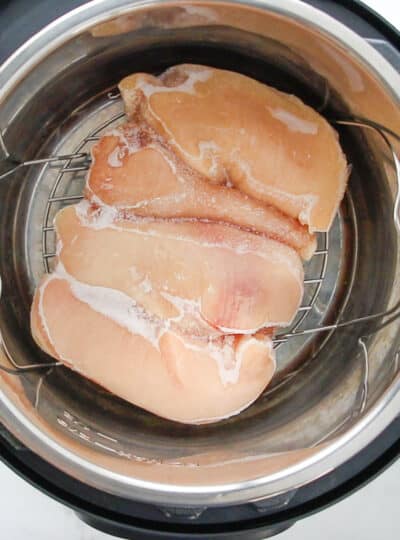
(31, 65, 348, 424)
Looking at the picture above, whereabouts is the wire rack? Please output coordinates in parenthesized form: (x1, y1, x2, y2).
(41, 110, 125, 273)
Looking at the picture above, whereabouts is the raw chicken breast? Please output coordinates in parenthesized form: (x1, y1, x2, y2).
(119, 64, 348, 232)
(87, 121, 316, 259)
(55, 203, 304, 333)
(30, 64, 349, 424)
(31, 275, 275, 424)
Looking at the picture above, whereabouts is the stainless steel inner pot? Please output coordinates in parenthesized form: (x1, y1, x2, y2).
(1, 0, 400, 508)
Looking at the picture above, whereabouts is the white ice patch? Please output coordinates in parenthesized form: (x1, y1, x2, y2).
(103, 125, 182, 182)
(55, 262, 161, 349)
(138, 66, 212, 98)
(160, 291, 212, 333)
(106, 126, 141, 152)
(160, 291, 254, 383)
(217, 336, 273, 386)
(197, 140, 221, 177)
(107, 146, 124, 167)
(41, 265, 254, 387)
(105, 126, 141, 169)
(75, 198, 118, 229)
(231, 153, 317, 234)
(74, 201, 302, 284)
(208, 336, 241, 385)
(182, 334, 274, 387)
(139, 276, 152, 294)
(269, 107, 318, 135)
(69, 281, 160, 348)
(298, 203, 315, 227)
(161, 291, 201, 321)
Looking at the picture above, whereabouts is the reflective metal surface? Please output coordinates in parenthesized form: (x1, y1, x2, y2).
(0, 0, 400, 508)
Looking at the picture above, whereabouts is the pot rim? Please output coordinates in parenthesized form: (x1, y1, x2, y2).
(1, 0, 400, 507)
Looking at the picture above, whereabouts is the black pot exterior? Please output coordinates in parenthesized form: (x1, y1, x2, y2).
(0, 1, 399, 539)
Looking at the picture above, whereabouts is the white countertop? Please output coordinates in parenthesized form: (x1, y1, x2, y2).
(1, 456, 400, 540)
(363, 0, 400, 29)
(1, 1, 399, 539)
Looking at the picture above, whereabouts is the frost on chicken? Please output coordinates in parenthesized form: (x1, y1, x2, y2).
(31, 64, 349, 424)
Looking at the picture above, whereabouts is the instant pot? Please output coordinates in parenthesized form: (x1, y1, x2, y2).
(1, 1, 400, 538)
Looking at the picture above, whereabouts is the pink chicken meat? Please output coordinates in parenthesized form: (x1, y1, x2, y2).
(86, 121, 316, 259)
(119, 64, 348, 232)
(31, 276, 275, 424)
(30, 64, 349, 424)
(55, 204, 303, 334)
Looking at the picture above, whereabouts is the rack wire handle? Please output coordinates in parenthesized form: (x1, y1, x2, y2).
(0, 361, 62, 375)
(0, 132, 89, 181)
(0, 338, 62, 375)
(335, 118, 400, 233)
(0, 152, 89, 182)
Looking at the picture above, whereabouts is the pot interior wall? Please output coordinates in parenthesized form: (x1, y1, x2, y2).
(0, 1, 399, 497)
